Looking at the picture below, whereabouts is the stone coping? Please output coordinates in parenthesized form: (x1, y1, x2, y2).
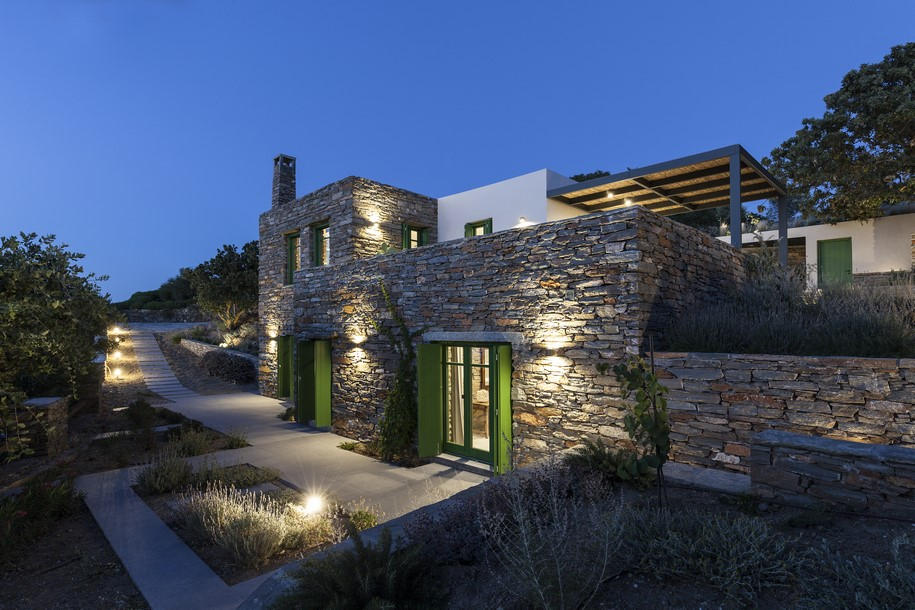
(422, 331, 524, 347)
(180, 338, 259, 364)
(655, 351, 915, 368)
(754, 429, 915, 463)
(24, 396, 66, 407)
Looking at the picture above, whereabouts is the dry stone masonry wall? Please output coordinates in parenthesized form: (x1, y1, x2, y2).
(751, 430, 915, 519)
(656, 352, 915, 473)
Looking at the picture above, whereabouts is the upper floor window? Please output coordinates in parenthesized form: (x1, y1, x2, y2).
(284, 232, 300, 284)
(313, 223, 330, 266)
(402, 224, 429, 249)
(464, 218, 493, 238)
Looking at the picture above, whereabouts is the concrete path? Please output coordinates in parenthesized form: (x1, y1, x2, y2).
(127, 324, 200, 401)
(77, 324, 488, 610)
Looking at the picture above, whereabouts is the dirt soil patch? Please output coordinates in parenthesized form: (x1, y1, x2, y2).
(155, 332, 258, 395)
(0, 500, 148, 610)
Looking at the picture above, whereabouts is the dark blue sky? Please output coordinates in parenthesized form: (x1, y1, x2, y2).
(1, 1, 912, 300)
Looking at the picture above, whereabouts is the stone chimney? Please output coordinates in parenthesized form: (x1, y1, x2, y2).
(272, 154, 296, 207)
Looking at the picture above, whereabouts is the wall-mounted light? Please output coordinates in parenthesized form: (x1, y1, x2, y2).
(112, 350, 122, 360)
(606, 190, 614, 198)
(112, 367, 123, 379)
(516, 216, 534, 228)
(111, 326, 123, 335)
(624, 198, 634, 207)
(351, 334, 366, 344)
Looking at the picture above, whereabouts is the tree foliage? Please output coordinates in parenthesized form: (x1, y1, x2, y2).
(116, 270, 195, 311)
(765, 42, 915, 222)
(186, 241, 258, 331)
(569, 170, 611, 182)
(0, 232, 112, 398)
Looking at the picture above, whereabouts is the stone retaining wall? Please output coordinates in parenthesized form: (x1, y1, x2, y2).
(23, 397, 68, 456)
(180, 339, 259, 365)
(275, 206, 744, 464)
(656, 352, 915, 473)
(751, 430, 915, 519)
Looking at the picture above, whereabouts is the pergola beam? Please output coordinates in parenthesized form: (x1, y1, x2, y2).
(629, 177, 696, 211)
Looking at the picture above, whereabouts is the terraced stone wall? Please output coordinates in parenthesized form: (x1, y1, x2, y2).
(657, 352, 915, 473)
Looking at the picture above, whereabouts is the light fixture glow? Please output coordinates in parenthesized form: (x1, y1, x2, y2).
(111, 326, 123, 335)
(296, 494, 325, 517)
(112, 350, 122, 360)
(624, 198, 634, 207)
(351, 334, 366, 344)
(112, 367, 123, 379)
(516, 216, 534, 228)
(606, 190, 614, 198)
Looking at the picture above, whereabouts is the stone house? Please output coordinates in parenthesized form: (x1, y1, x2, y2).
(259, 147, 786, 473)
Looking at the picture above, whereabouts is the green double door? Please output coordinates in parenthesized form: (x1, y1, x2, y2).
(276, 337, 331, 427)
(817, 238, 852, 286)
(417, 343, 512, 474)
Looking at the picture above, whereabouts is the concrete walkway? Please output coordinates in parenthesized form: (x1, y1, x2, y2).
(127, 323, 200, 401)
(77, 324, 488, 610)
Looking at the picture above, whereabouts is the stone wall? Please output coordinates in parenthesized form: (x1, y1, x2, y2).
(656, 352, 915, 473)
(272, 206, 744, 464)
(751, 430, 915, 519)
(23, 396, 68, 456)
(258, 175, 436, 396)
(180, 338, 259, 365)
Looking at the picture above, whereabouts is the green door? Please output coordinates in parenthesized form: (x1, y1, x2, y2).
(276, 336, 293, 398)
(817, 238, 852, 286)
(295, 339, 331, 427)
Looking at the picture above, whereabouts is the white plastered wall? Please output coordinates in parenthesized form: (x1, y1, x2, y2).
(437, 169, 583, 241)
(719, 213, 915, 287)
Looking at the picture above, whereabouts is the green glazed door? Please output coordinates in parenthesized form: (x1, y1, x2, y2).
(276, 336, 293, 398)
(817, 238, 852, 286)
(295, 339, 331, 427)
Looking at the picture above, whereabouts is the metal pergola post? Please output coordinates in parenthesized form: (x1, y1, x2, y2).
(777, 195, 788, 267)
(729, 153, 741, 249)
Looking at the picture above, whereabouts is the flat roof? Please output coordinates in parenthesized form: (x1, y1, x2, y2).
(547, 144, 786, 215)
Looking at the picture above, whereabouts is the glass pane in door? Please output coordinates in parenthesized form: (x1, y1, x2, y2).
(445, 347, 464, 446)
(470, 363, 490, 452)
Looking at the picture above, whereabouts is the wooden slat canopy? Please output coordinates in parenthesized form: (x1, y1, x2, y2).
(547, 144, 786, 216)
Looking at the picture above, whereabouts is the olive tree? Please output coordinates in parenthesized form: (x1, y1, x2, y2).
(187, 241, 258, 331)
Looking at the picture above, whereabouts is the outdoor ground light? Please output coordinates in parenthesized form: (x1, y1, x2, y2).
(293, 493, 325, 517)
(112, 367, 123, 379)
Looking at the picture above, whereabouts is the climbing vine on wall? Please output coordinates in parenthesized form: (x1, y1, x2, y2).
(370, 282, 424, 461)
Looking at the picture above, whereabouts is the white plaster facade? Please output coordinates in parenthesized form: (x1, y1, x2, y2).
(437, 169, 584, 241)
(720, 212, 915, 287)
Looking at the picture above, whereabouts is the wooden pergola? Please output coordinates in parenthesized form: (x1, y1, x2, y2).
(547, 144, 790, 265)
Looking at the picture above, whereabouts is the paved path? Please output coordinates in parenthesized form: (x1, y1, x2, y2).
(127, 324, 199, 401)
(77, 324, 488, 610)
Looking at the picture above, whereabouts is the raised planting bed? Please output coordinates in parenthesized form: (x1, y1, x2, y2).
(133, 462, 381, 584)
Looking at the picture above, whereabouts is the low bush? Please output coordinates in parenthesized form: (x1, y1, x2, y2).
(179, 482, 339, 569)
(135, 448, 193, 495)
(0, 473, 82, 562)
(274, 524, 440, 610)
(625, 506, 802, 606)
(194, 462, 279, 488)
(200, 350, 256, 384)
(170, 426, 212, 457)
(565, 437, 654, 488)
(799, 535, 915, 609)
(223, 429, 248, 449)
(664, 253, 915, 357)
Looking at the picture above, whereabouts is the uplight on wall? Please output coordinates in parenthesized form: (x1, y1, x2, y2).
(515, 216, 534, 228)
(112, 367, 123, 379)
(112, 350, 122, 360)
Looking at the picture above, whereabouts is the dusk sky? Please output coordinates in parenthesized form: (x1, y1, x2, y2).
(1, 1, 912, 301)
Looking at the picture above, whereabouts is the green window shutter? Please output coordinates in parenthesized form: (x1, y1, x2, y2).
(464, 223, 473, 238)
(277, 336, 292, 398)
(419, 228, 429, 246)
(493, 344, 513, 474)
(313, 340, 332, 427)
(295, 339, 332, 427)
(484, 218, 493, 234)
(416, 343, 443, 457)
(401, 223, 410, 249)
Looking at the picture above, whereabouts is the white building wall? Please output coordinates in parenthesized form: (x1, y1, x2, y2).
(719, 213, 915, 287)
(437, 169, 583, 241)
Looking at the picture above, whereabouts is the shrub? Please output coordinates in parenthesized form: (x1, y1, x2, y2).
(223, 429, 248, 449)
(200, 350, 256, 384)
(135, 448, 193, 495)
(193, 462, 279, 488)
(0, 474, 82, 562)
(565, 437, 654, 488)
(625, 506, 802, 606)
(179, 482, 339, 569)
(170, 426, 212, 457)
(274, 524, 440, 610)
(799, 535, 915, 609)
(477, 463, 625, 609)
(170, 334, 183, 345)
(664, 252, 915, 357)
(126, 399, 156, 429)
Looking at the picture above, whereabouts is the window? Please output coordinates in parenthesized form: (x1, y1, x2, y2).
(284, 232, 300, 284)
(464, 218, 493, 238)
(313, 223, 330, 266)
(401, 224, 429, 249)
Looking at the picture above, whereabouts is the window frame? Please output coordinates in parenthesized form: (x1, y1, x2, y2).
(284, 231, 301, 284)
(312, 222, 330, 266)
(464, 218, 493, 238)
(401, 223, 429, 249)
